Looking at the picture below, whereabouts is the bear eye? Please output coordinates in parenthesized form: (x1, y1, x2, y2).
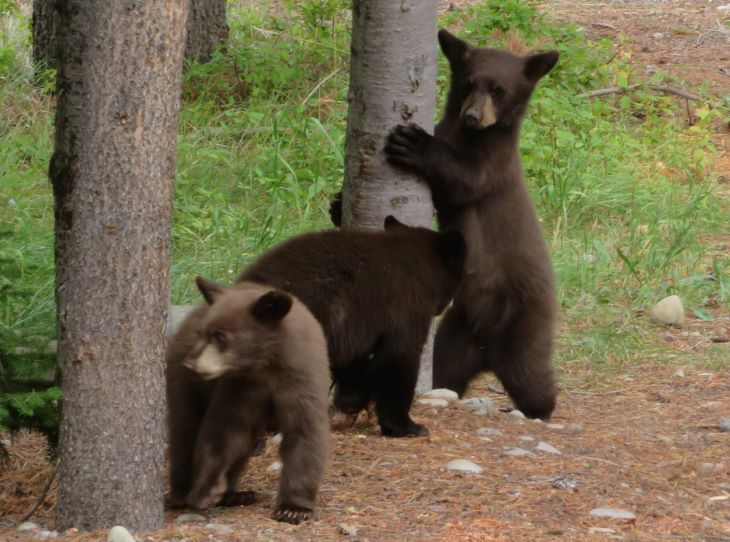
(490, 85, 505, 100)
(462, 77, 475, 94)
(208, 331, 229, 352)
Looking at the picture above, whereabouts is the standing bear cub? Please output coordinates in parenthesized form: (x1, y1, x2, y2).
(385, 30, 559, 419)
(166, 279, 330, 524)
(240, 217, 466, 437)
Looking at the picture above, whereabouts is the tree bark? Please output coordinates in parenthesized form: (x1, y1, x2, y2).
(32, 0, 57, 68)
(343, 0, 438, 390)
(50, 0, 187, 532)
(185, 0, 228, 62)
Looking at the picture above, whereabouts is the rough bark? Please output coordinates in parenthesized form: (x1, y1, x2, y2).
(50, 0, 188, 532)
(32, 0, 57, 68)
(343, 0, 438, 391)
(185, 0, 228, 62)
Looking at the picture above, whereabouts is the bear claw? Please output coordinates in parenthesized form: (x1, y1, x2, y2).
(273, 505, 313, 524)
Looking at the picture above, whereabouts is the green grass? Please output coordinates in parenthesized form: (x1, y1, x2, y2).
(1, 0, 729, 433)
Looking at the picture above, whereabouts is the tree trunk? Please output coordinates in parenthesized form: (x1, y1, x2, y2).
(185, 0, 228, 62)
(50, 0, 188, 532)
(32, 0, 57, 68)
(342, 0, 438, 391)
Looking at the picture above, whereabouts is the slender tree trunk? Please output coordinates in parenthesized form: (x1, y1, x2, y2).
(50, 0, 187, 532)
(343, 0, 438, 390)
(185, 0, 228, 62)
(32, 0, 57, 68)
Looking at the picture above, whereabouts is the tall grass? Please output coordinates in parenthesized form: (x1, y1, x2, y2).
(1, 0, 728, 432)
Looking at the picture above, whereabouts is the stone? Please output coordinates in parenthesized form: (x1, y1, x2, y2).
(648, 295, 685, 327)
(673, 367, 685, 378)
(18, 522, 39, 532)
(459, 397, 495, 410)
(503, 447, 535, 457)
(546, 423, 564, 430)
(339, 523, 359, 537)
(652, 32, 665, 39)
(174, 513, 206, 524)
(418, 398, 449, 408)
(589, 508, 636, 521)
(719, 419, 730, 432)
(108, 526, 136, 542)
(509, 409, 526, 420)
(552, 477, 578, 490)
(535, 441, 562, 455)
(475, 427, 503, 438)
(518, 436, 535, 442)
(206, 524, 233, 534)
(423, 388, 459, 400)
(446, 459, 484, 473)
(35, 530, 59, 540)
(473, 407, 498, 417)
(267, 460, 283, 472)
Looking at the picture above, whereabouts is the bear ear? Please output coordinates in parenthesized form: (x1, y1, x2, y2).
(523, 51, 559, 83)
(436, 229, 467, 274)
(252, 290, 293, 324)
(383, 215, 407, 230)
(438, 29, 470, 65)
(196, 276, 225, 305)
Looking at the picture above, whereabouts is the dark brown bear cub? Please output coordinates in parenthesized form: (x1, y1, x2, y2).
(385, 30, 559, 419)
(166, 279, 330, 524)
(240, 217, 466, 437)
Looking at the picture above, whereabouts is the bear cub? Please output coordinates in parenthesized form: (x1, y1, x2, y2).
(385, 30, 560, 419)
(166, 279, 330, 524)
(240, 216, 466, 437)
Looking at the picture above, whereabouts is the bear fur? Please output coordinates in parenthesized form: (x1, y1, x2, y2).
(384, 30, 559, 419)
(239, 217, 466, 437)
(166, 279, 330, 524)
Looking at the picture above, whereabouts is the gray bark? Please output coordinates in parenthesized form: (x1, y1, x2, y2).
(32, 0, 57, 68)
(185, 0, 228, 62)
(50, 0, 188, 532)
(343, 0, 438, 391)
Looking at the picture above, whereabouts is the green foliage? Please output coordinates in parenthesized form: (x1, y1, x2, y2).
(1, 0, 728, 434)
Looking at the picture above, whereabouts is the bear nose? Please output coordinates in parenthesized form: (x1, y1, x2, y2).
(464, 112, 479, 127)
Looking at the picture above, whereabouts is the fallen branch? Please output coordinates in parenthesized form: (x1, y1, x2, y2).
(578, 84, 701, 101)
(18, 462, 58, 524)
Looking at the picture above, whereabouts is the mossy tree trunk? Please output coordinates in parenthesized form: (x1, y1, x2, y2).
(342, 0, 439, 390)
(185, 0, 228, 62)
(50, 0, 188, 532)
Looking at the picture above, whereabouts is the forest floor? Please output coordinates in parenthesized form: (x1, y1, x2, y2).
(2, 1, 729, 541)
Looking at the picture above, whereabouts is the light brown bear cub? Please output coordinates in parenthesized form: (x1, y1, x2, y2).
(166, 278, 330, 524)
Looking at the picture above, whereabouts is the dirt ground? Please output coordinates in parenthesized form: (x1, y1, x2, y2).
(2, 1, 729, 541)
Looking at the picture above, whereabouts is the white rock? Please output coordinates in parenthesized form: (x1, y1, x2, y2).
(459, 397, 495, 410)
(473, 407, 498, 417)
(206, 523, 233, 534)
(418, 398, 449, 407)
(589, 508, 636, 520)
(509, 409, 526, 420)
(546, 423, 565, 430)
(271, 433, 283, 445)
(108, 526, 136, 542)
(535, 441, 562, 455)
(18, 522, 39, 532)
(35, 530, 58, 539)
(173, 513, 206, 524)
(338, 523, 359, 537)
(648, 295, 685, 327)
(719, 419, 730, 432)
(474, 427, 503, 438)
(673, 367, 685, 378)
(518, 436, 535, 442)
(267, 460, 283, 472)
(423, 388, 459, 400)
(446, 459, 484, 473)
(588, 527, 616, 534)
(503, 447, 535, 457)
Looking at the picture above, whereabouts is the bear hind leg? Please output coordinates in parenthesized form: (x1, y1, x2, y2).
(433, 306, 483, 397)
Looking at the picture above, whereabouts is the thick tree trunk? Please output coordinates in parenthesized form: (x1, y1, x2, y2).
(32, 0, 57, 68)
(343, 0, 438, 390)
(50, 0, 187, 532)
(185, 0, 228, 62)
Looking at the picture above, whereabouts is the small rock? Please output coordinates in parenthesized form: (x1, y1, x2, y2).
(474, 427, 503, 438)
(108, 526, 136, 542)
(535, 441, 562, 455)
(423, 388, 459, 400)
(648, 295, 685, 327)
(18, 522, 39, 532)
(338, 523, 359, 537)
(552, 476, 578, 490)
(446, 459, 484, 473)
(568, 423, 584, 431)
(174, 513, 206, 525)
(711, 335, 729, 343)
(589, 508, 636, 521)
(546, 423, 565, 430)
(418, 398, 449, 407)
(206, 524, 233, 534)
(662, 332, 677, 343)
(673, 367, 685, 378)
(271, 433, 283, 446)
(532, 418, 543, 424)
(473, 407, 498, 417)
(503, 446, 535, 457)
(588, 527, 616, 535)
(267, 460, 283, 472)
(34, 530, 58, 540)
(719, 419, 730, 432)
(459, 397, 495, 410)
(652, 32, 665, 39)
(509, 409, 526, 420)
(518, 436, 535, 442)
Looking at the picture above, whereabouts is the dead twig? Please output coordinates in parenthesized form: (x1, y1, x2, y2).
(18, 462, 58, 524)
(696, 20, 730, 46)
(578, 84, 701, 101)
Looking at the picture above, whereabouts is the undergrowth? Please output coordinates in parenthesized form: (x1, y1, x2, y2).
(0, 0, 728, 434)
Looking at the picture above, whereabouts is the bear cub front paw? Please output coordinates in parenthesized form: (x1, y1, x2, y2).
(385, 124, 433, 174)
